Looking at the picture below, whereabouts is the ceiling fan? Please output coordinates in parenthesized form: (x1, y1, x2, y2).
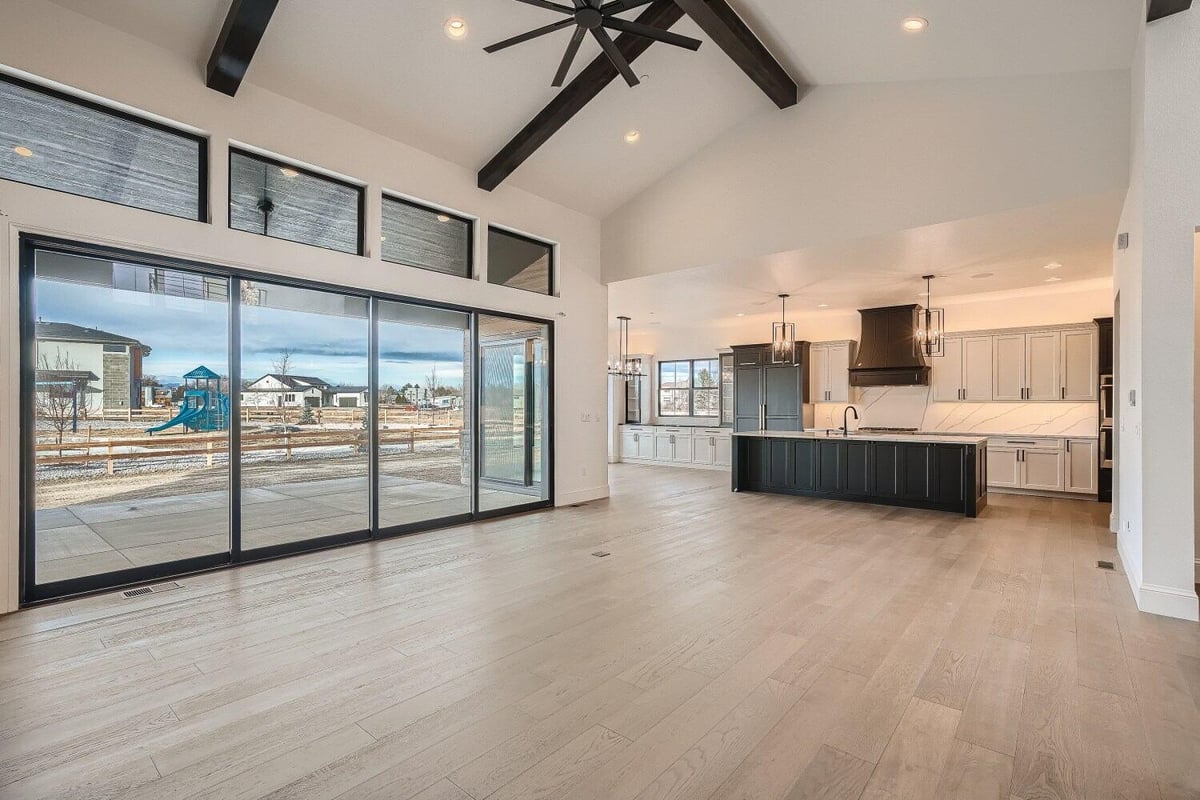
(484, 0, 703, 88)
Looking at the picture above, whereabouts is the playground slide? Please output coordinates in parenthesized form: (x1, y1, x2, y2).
(145, 405, 207, 434)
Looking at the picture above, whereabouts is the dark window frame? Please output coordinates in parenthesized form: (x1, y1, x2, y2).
(0, 72, 208, 222)
(380, 193, 474, 279)
(485, 225, 556, 297)
(17, 233, 555, 606)
(658, 358, 720, 418)
(227, 146, 366, 257)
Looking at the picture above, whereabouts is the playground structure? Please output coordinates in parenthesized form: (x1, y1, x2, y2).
(146, 366, 229, 434)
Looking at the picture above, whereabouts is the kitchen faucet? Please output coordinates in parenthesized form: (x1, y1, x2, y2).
(842, 405, 859, 436)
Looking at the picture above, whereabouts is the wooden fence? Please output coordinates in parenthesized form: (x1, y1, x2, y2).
(35, 426, 464, 475)
(81, 405, 461, 427)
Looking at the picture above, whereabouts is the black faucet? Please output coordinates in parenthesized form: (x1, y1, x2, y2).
(842, 405, 859, 436)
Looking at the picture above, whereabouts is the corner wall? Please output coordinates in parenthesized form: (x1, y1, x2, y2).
(1114, 9, 1200, 620)
(0, 0, 609, 613)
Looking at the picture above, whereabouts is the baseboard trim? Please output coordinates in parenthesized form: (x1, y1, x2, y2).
(1117, 536, 1199, 621)
(1138, 582, 1200, 622)
(619, 458, 729, 472)
(987, 486, 1097, 501)
(556, 485, 610, 507)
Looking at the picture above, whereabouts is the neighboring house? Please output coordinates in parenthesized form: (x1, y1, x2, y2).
(329, 386, 369, 408)
(240, 374, 329, 408)
(35, 321, 151, 412)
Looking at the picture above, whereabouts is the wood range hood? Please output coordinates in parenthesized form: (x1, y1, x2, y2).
(847, 304, 931, 387)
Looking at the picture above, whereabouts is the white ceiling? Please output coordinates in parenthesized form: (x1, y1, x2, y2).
(47, 0, 1140, 218)
(608, 191, 1123, 329)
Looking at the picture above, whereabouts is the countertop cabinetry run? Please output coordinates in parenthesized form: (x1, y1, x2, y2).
(620, 425, 730, 470)
(985, 435, 1097, 496)
(935, 323, 1097, 403)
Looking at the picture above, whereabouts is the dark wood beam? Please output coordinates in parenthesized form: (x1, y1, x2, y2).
(1147, 0, 1191, 21)
(206, 0, 279, 97)
(477, 0, 683, 192)
(673, 0, 797, 109)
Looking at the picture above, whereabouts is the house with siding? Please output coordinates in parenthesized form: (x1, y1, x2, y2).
(35, 321, 150, 412)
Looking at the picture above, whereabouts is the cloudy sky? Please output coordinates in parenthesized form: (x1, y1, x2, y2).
(36, 277, 466, 389)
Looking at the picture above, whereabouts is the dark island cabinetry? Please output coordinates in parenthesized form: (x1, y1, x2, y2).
(733, 433, 987, 517)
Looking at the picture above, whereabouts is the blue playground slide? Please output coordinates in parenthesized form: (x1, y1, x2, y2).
(145, 404, 208, 434)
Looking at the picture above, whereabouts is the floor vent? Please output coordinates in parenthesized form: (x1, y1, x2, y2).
(122, 581, 183, 599)
(1097, 560, 1115, 571)
(591, 551, 611, 558)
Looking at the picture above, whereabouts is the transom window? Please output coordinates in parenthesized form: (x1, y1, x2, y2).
(658, 359, 719, 417)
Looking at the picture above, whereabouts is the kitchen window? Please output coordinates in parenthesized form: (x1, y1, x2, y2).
(658, 358, 719, 417)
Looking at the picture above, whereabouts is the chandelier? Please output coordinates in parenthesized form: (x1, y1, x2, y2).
(916, 274, 945, 357)
(770, 294, 796, 364)
(608, 316, 645, 378)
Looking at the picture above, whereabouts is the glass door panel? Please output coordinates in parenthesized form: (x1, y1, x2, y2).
(239, 281, 369, 550)
(478, 315, 550, 512)
(28, 249, 231, 588)
(377, 300, 471, 528)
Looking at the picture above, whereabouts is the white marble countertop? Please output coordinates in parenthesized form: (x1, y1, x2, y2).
(733, 430, 989, 445)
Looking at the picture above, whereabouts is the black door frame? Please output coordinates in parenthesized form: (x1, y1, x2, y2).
(18, 233, 555, 605)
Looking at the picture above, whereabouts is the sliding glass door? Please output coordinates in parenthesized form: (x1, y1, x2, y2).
(19, 237, 553, 603)
(478, 315, 550, 512)
(376, 301, 472, 529)
(238, 281, 370, 552)
(24, 246, 231, 595)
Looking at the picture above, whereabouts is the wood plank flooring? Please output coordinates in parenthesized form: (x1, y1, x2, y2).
(1, 463, 1198, 800)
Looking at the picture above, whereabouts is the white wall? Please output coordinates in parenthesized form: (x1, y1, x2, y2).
(0, 0, 609, 613)
(1113, 9, 1200, 620)
(603, 71, 1131, 283)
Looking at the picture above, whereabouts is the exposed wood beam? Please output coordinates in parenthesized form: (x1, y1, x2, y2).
(477, 0, 683, 192)
(673, 0, 797, 109)
(1147, 0, 1191, 21)
(206, 0, 279, 97)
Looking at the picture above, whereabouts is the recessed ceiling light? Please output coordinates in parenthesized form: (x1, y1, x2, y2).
(444, 17, 468, 39)
(817, 303, 830, 309)
(972, 272, 994, 279)
(436, 214, 451, 222)
(1045, 276, 1062, 282)
(736, 312, 746, 317)
(380, 235, 387, 241)
(902, 16, 928, 33)
(13, 146, 33, 157)
(1043, 262, 1062, 270)
(623, 130, 641, 144)
(279, 167, 299, 178)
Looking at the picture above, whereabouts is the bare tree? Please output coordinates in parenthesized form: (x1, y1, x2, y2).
(36, 351, 81, 447)
(272, 347, 293, 423)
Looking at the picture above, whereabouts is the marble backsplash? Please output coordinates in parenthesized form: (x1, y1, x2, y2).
(812, 385, 1099, 436)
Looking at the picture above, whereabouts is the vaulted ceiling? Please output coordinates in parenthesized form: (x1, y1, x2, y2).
(48, 0, 1142, 218)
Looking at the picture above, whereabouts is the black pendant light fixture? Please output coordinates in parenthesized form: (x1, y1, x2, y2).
(916, 274, 945, 357)
(770, 294, 796, 364)
(608, 315, 645, 377)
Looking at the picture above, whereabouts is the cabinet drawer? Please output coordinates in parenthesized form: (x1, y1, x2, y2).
(655, 427, 693, 436)
(986, 436, 1063, 451)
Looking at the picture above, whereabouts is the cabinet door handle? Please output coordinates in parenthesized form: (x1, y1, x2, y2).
(1061, 387, 1065, 399)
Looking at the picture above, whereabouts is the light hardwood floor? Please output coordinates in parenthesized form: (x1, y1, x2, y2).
(2, 464, 1198, 800)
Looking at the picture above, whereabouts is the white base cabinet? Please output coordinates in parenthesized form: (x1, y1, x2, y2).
(986, 436, 1096, 496)
(619, 425, 731, 470)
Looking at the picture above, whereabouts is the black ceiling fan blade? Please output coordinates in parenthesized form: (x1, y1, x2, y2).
(591, 27, 640, 86)
(599, 0, 654, 13)
(601, 17, 702, 50)
(484, 18, 576, 53)
(512, 0, 576, 13)
(552, 25, 588, 86)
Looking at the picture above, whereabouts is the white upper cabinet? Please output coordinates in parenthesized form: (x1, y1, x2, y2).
(809, 341, 854, 403)
(1060, 329, 1097, 401)
(992, 334, 1026, 400)
(935, 336, 994, 402)
(1025, 331, 1061, 401)
(932, 336, 964, 402)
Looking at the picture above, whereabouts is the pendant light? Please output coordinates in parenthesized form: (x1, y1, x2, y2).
(770, 294, 796, 364)
(916, 274, 945, 357)
(607, 316, 645, 377)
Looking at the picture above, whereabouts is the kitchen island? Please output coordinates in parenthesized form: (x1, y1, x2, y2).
(732, 430, 988, 517)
